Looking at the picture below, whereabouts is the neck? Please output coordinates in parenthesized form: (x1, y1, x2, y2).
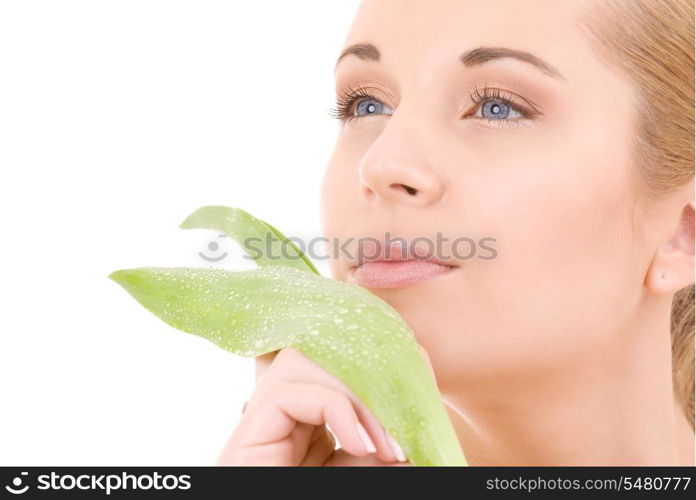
(442, 296, 695, 466)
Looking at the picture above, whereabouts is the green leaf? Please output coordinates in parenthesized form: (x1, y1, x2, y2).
(109, 265, 467, 466)
(179, 206, 320, 275)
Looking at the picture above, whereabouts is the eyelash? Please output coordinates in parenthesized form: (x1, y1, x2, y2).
(327, 83, 540, 126)
(327, 84, 380, 124)
(467, 84, 539, 125)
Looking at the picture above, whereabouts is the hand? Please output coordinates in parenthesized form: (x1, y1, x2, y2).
(215, 345, 433, 466)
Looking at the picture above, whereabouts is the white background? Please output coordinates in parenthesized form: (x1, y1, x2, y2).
(0, 0, 361, 465)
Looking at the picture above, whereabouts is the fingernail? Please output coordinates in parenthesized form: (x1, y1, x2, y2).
(384, 429, 406, 462)
(356, 422, 376, 453)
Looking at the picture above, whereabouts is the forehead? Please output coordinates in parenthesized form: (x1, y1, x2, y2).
(341, 0, 597, 82)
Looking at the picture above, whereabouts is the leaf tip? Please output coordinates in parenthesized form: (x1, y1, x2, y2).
(178, 215, 196, 230)
(179, 205, 240, 230)
(108, 268, 139, 289)
(178, 210, 200, 230)
(108, 269, 124, 283)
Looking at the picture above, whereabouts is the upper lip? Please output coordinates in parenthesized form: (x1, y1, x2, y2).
(350, 240, 458, 269)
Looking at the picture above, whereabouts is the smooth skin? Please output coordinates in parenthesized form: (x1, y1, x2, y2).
(219, 0, 695, 465)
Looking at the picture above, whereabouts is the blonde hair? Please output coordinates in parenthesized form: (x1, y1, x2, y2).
(576, 0, 694, 428)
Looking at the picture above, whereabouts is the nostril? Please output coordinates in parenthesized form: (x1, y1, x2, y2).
(391, 183, 418, 195)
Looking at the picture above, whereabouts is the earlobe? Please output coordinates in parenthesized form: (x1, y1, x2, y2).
(644, 202, 695, 295)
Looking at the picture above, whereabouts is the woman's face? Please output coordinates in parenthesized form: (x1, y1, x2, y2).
(320, 0, 642, 391)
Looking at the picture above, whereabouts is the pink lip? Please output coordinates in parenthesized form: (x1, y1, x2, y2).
(351, 259, 454, 288)
(349, 241, 457, 289)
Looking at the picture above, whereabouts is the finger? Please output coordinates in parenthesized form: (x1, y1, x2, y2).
(265, 347, 400, 461)
(238, 381, 377, 457)
(263, 347, 410, 462)
(352, 404, 406, 463)
(254, 350, 279, 383)
(290, 421, 318, 462)
(340, 347, 433, 463)
(301, 425, 337, 466)
(340, 347, 433, 464)
(353, 344, 431, 463)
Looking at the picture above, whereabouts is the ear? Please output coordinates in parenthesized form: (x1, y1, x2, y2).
(645, 201, 695, 295)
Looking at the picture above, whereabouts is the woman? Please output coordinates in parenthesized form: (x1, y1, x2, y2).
(217, 0, 695, 465)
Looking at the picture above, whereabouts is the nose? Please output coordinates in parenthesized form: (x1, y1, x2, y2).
(358, 129, 446, 207)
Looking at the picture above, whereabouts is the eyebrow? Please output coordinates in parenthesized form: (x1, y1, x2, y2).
(335, 43, 567, 81)
(335, 43, 380, 72)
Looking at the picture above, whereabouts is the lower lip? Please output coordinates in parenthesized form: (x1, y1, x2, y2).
(351, 260, 455, 288)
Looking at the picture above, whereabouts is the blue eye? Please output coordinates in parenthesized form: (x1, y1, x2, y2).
(355, 98, 394, 117)
(328, 86, 394, 123)
(478, 100, 523, 120)
(329, 84, 537, 125)
(466, 85, 535, 126)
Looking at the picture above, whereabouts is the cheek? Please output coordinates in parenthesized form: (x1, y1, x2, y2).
(403, 124, 641, 380)
(501, 147, 636, 314)
(452, 120, 640, 358)
(319, 142, 362, 278)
